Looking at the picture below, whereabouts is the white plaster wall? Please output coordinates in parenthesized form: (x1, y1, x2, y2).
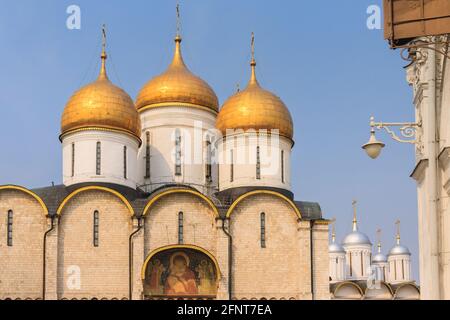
(217, 133, 292, 191)
(388, 255, 412, 284)
(62, 130, 139, 189)
(343, 245, 372, 281)
(329, 253, 345, 283)
(138, 106, 218, 195)
(372, 261, 389, 282)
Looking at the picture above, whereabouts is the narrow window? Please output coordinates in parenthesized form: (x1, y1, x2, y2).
(230, 149, 234, 182)
(256, 146, 261, 180)
(361, 254, 364, 276)
(96, 142, 101, 175)
(402, 260, 405, 280)
(7, 210, 13, 247)
(123, 146, 127, 179)
(145, 132, 151, 179)
(394, 261, 397, 280)
(205, 140, 212, 182)
(71, 143, 75, 177)
(178, 212, 184, 244)
(349, 253, 353, 277)
(281, 150, 285, 183)
(175, 129, 182, 176)
(260, 212, 266, 248)
(93, 211, 99, 247)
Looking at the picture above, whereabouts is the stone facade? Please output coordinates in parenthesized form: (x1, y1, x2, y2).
(405, 37, 450, 299)
(0, 185, 328, 300)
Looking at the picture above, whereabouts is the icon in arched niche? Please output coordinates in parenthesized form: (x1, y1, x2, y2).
(144, 248, 218, 297)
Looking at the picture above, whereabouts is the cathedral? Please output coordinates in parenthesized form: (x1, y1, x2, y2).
(0, 24, 418, 300)
(0, 28, 329, 300)
(328, 204, 420, 300)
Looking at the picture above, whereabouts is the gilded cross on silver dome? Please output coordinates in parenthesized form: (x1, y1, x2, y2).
(377, 228, 382, 253)
(352, 199, 358, 231)
(395, 219, 401, 245)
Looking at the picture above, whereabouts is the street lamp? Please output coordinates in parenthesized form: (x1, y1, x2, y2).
(362, 116, 421, 159)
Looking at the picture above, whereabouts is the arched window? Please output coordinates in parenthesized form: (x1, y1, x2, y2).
(205, 138, 212, 183)
(281, 150, 285, 183)
(349, 253, 353, 277)
(178, 212, 184, 244)
(123, 146, 127, 179)
(260, 212, 266, 248)
(7, 210, 13, 247)
(71, 143, 75, 177)
(175, 129, 182, 176)
(361, 253, 364, 276)
(93, 211, 99, 247)
(256, 146, 261, 180)
(96, 142, 101, 175)
(394, 261, 397, 280)
(145, 132, 151, 179)
(230, 149, 234, 183)
(402, 259, 405, 280)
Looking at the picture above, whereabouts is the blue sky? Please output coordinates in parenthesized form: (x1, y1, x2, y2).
(0, 1, 419, 279)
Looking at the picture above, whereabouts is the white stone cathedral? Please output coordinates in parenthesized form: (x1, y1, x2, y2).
(329, 203, 419, 300)
(0, 26, 332, 300)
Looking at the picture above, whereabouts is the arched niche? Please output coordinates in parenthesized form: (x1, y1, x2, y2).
(142, 245, 220, 299)
(332, 282, 364, 300)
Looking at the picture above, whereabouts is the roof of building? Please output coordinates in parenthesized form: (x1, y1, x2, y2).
(30, 183, 323, 220)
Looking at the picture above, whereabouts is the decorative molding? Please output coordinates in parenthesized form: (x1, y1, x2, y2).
(0, 185, 49, 216)
(438, 147, 450, 195)
(410, 159, 429, 182)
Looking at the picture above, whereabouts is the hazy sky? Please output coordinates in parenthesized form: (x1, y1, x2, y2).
(0, 1, 419, 279)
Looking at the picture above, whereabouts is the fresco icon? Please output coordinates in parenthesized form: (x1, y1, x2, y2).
(144, 248, 218, 298)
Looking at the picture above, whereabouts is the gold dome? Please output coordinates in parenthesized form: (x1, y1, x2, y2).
(136, 36, 219, 112)
(216, 53, 294, 140)
(61, 48, 141, 141)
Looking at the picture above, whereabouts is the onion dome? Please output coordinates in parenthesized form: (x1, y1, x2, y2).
(136, 35, 219, 113)
(372, 239, 387, 263)
(342, 201, 372, 246)
(389, 245, 411, 256)
(329, 225, 345, 254)
(329, 220, 345, 253)
(61, 33, 141, 140)
(216, 33, 294, 140)
(343, 231, 372, 246)
(388, 221, 411, 256)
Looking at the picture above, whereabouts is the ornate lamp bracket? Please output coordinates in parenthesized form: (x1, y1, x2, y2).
(370, 116, 422, 145)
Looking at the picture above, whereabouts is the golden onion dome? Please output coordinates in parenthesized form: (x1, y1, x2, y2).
(216, 38, 293, 140)
(61, 46, 141, 141)
(136, 36, 219, 112)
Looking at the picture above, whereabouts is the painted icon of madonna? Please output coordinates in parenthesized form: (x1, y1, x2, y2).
(143, 247, 219, 298)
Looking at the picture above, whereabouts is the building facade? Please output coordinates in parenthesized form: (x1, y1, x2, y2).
(329, 206, 419, 300)
(0, 30, 331, 300)
(404, 37, 450, 300)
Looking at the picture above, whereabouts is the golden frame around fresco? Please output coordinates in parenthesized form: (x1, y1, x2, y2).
(142, 245, 220, 299)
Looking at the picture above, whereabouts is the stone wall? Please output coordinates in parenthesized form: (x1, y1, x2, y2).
(0, 189, 47, 299)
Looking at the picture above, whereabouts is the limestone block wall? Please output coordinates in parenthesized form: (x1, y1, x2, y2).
(229, 194, 309, 300)
(56, 190, 133, 299)
(142, 192, 223, 297)
(312, 222, 330, 300)
(143, 193, 218, 255)
(0, 189, 47, 299)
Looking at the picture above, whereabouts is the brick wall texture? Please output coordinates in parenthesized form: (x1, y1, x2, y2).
(0, 188, 329, 300)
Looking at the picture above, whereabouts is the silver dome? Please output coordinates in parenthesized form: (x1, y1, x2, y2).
(329, 242, 345, 254)
(372, 252, 387, 263)
(388, 244, 411, 256)
(342, 230, 372, 246)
